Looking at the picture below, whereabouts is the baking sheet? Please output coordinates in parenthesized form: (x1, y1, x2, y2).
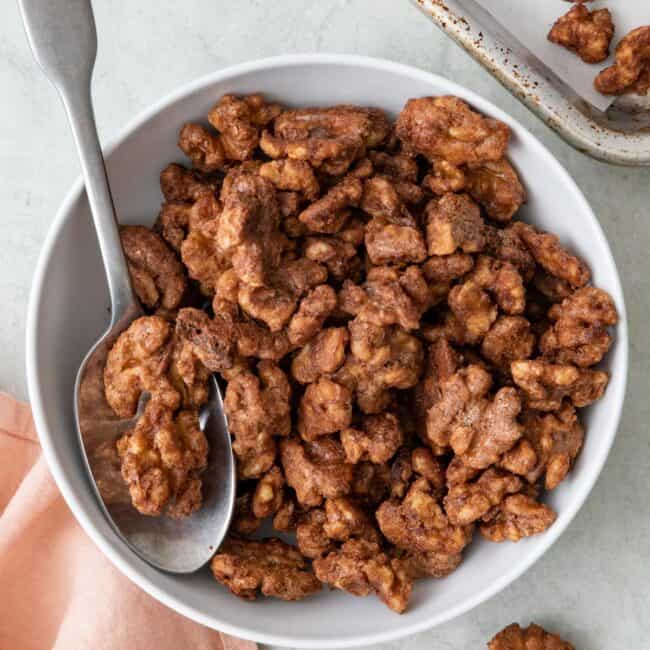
(476, 0, 650, 110)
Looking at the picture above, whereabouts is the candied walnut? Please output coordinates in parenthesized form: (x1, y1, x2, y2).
(425, 365, 523, 469)
(116, 402, 207, 518)
(361, 177, 427, 266)
(485, 224, 536, 282)
(105, 316, 180, 418)
(488, 622, 574, 650)
(448, 280, 497, 344)
(288, 284, 338, 347)
(235, 319, 293, 361)
(208, 94, 281, 161)
(533, 270, 573, 303)
(514, 223, 590, 288)
(323, 497, 380, 542)
(402, 549, 463, 579)
(232, 493, 261, 535)
(211, 537, 321, 601)
(216, 169, 281, 287)
(175, 307, 235, 372)
(313, 539, 413, 613)
(252, 466, 285, 518)
(338, 320, 424, 413)
(368, 152, 423, 204)
(272, 256, 328, 297)
(296, 508, 335, 559)
(299, 176, 362, 233)
(465, 159, 525, 223)
(446, 455, 480, 486)
(421, 253, 474, 304)
(548, 4, 613, 64)
(377, 477, 472, 554)
(444, 468, 522, 526)
(120, 225, 187, 311)
(423, 159, 466, 195)
(168, 336, 210, 409)
(411, 447, 446, 486)
(259, 159, 319, 200)
(298, 377, 353, 439)
(425, 193, 486, 256)
(180, 194, 230, 295)
(341, 413, 404, 464)
(395, 96, 510, 166)
(261, 105, 390, 174)
(480, 494, 557, 542)
(596, 26, 650, 95)
(237, 284, 296, 332)
(352, 461, 391, 505)
(540, 286, 618, 367)
(160, 163, 219, 203)
(471, 255, 525, 315)
(273, 494, 299, 531)
(511, 359, 608, 411)
(481, 316, 535, 371)
(155, 201, 192, 253)
(224, 362, 291, 478)
(292, 327, 349, 384)
(304, 236, 360, 282)
(178, 123, 226, 172)
(280, 436, 354, 507)
(339, 266, 431, 331)
(517, 403, 585, 489)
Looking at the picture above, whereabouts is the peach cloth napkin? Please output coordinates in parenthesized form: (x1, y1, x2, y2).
(0, 392, 257, 650)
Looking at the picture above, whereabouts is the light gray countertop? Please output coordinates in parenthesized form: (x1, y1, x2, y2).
(1, 1, 648, 647)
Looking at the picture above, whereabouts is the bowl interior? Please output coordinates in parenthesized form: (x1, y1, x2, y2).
(27, 56, 627, 648)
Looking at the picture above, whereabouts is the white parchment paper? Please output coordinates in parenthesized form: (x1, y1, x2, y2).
(475, 0, 650, 110)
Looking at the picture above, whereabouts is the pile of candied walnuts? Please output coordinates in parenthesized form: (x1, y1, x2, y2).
(103, 91, 618, 613)
(548, 2, 650, 96)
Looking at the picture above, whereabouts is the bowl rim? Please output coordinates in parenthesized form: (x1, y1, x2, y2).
(25, 53, 629, 648)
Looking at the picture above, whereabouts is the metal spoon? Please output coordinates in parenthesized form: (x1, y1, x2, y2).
(19, 0, 235, 573)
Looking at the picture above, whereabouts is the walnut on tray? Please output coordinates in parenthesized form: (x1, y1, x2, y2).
(102, 92, 617, 612)
(488, 623, 574, 650)
(548, 4, 614, 64)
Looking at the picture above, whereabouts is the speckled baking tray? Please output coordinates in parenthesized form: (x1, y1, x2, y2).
(412, 0, 650, 166)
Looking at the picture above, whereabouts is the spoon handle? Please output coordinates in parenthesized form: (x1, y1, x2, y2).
(19, 0, 140, 327)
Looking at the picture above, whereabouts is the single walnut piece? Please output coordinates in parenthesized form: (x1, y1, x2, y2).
(533, 270, 573, 303)
(352, 461, 392, 505)
(292, 327, 349, 384)
(448, 280, 498, 344)
(377, 477, 472, 555)
(105, 316, 180, 418)
(211, 537, 321, 601)
(540, 286, 618, 367)
(260, 105, 390, 174)
(444, 468, 522, 526)
(296, 508, 335, 559)
(548, 4, 614, 64)
(208, 93, 282, 161)
(178, 123, 226, 172)
(480, 494, 557, 542)
(252, 466, 285, 518)
(488, 622, 574, 650)
(423, 159, 466, 195)
(472, 255, 526, 315)
(402, 549, 463, 579)
(224, 361, 291, 478)
(341, 412, 404, 464)
(313, 539, 414, 613)
(596, 26, 650, 95)
(512, 359, 608, 411)
(117, 402, 207, 518)
(155, 201, 192, 253)
(280, 436, 354, 507)
(304, 235, 360, 282)
(425, 193, 486, 256)
(514, 223, 590, 288)
(465, 159, 526, 223)
(120, 225, 187, 311)
(288, 284, 338, 347)
(273, 494, 300, 531)
(168, 336, 211, 409)
(298, 377, 353, 440)
(160, 163, 219, 203)
(481, 316, 535, 371)
(362, 177, 427, 266)
(516, 403, 585, 490)
(259, 159, 319, 200)
(424, 364, 522, 465)
(299, 175, 362, 233)
(485, 224, 536, 282)
(395, 96, 510, 166)
(323, 497, 380, 543)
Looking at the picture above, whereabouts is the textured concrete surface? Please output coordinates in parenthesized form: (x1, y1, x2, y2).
(1, 1, 648, 647)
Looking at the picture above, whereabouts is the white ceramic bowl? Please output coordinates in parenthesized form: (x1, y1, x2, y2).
(26, 55, 628, 648)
